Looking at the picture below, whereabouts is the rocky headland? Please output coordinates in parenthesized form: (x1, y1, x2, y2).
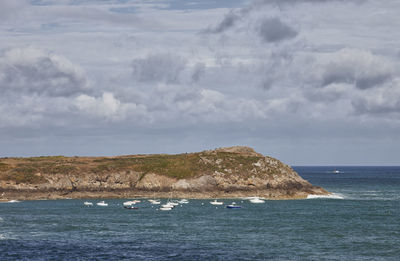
(0, 146, 329, 200)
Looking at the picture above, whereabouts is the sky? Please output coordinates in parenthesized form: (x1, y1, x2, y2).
(1, 0, 400, 165)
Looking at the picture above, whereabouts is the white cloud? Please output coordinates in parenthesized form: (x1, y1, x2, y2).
(0, 47, 89, 97)
(352, 79, 400, 115)
(2, 0, 400, 164)
(316, 48, 394, 90)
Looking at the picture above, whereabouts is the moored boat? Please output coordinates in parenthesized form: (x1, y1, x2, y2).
(249, 197, 265, 204)
(226, 202, 242, 209)
(97, 201, 108, 206)
(210, 199, 223, 205)
(148, 199, 161, 204)
(124, 205, 139, 210)
(162, 202, 175, 208)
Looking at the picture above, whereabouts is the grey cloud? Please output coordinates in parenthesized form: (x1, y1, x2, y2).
(206, 11, 241, 34)
(352, 80, 400, 115)
(322, 63, 354, 86)
(131, 53, 187, 84)
(0, 0, 27, 22)
(256, 0, 365, 6)
(322, 65, 392, 90)
(320, 49, 393, 90)
(258, 17, 298, 43)
(191, 63, 205, 83)
(355, 74, 391, 90)
(0, 48, 89, 97)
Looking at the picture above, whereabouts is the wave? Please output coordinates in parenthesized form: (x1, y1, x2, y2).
(0, 200, 21, 204)
(307, 193, 345, 199)
(7, 200, 20, 203)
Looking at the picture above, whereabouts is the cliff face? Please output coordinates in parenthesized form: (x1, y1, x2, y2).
(0, 146, 328, 199)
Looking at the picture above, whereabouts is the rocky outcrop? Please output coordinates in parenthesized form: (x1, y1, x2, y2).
(0, 146, 329, 200)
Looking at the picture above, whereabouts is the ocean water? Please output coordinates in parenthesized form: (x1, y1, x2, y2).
(1, 166, 399, 260)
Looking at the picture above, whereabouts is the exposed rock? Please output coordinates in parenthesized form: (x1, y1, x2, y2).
(0, 146, 329, 200)
(213, 146, 264, 157)
(135, 173, 176, 191)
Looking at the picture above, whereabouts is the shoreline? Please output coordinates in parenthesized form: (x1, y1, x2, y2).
(0, 187, 329, 201)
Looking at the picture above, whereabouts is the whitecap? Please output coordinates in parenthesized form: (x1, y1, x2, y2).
(307, 193, 344, 199)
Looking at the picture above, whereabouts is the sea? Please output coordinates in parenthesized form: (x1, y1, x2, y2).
(0, 166, 399, 260)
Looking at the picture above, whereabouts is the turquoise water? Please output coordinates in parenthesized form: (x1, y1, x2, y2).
(1, 167, 399, 260)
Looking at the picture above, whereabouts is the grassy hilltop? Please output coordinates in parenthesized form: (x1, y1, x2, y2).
(0, 146, 328, 200)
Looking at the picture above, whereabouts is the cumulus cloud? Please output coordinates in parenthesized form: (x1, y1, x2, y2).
(318, 49, 393, 89)
(0, 47, 89, 97)
(258, 17, 298, 43)
(352, 79, 400, 115)
(2, 0, 400, 163)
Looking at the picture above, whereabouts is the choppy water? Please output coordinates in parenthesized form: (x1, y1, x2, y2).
(1, 166, 399, 260)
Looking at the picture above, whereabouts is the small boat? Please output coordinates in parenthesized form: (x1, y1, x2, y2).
(333, 169, 340, 174)
(178, 199, 189, 204)
(148, 199, 161, 205)
(83, 201, 93, 206)
(97, 201, 108, 206)
(210, 199, 224, 205)
(123, 201, 136, 206)
(124, 205, 139, 210)
(226, 202, 242, 209)
(159, 207, 172, 211)
(249, 197, 265, 204)
(162, 202, 175, 208)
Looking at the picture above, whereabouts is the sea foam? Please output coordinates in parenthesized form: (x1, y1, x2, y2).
(307, 193, 344, 199)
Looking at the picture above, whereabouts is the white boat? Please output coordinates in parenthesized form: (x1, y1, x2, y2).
(249, 197, 265, 204)
(162, 202, 175, 208)
(210, 199, 223, 205)
(169, 201, 179, 206)
(226, 202, 242, 209)
(83, 201, 93, 206)
(159, 207, 172, 211)
(148, 199, 161, 205)
(333, 169, 340, 174)
(178, 199, 189, 204)
(123, 201, 136, 206)
(97, 201, 108, 206)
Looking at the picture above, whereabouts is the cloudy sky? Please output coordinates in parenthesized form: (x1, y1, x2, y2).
(1, 0, 400, 165)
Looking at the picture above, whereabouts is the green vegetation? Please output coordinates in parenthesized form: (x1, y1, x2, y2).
(0, 162, 11, 171)
(26, 156, 66, 162)
(0, 149, 266, 183)
(0, 166, 45, 184)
